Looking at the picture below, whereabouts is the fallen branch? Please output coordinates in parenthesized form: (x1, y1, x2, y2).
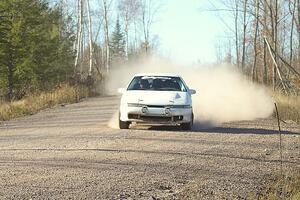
(264, 37, 289, 94)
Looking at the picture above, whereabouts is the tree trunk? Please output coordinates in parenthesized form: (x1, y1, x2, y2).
(241, 0, 248, 71)
(86, 0, 93, 76)
(124, 8, 129, 59)
(263, 1, 268, 85)
(263, 40, 268, 84)
(74, 0, 83, 72)
(297, 0, 300, 61)
(80, 23, 84, 76)
(269, 0, 277, 90)
(265, 37, 288, 94)
(142, 6, 148, 54)
(102, 0, 110, 73)
(252, 0, 259, 82)
(141, 0, 153, 54)
(7, 61, 13, 101)
(133, 20, 138, 52)
(273, 0, 278, 91)
(287, 0, 296, 78)
(289, 1, 296, 66)
(234, 0, 239, 68)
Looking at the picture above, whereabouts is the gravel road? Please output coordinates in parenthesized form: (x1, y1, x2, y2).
(0, 96, 299, 199)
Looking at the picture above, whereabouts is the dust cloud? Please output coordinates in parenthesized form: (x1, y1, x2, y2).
(106, 57, 274, 128)
(108, 111, 119, 129)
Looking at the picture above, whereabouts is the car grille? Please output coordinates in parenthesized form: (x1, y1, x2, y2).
(146, 105, 165, 108)
(128, 114, 183, 122)
(127, 103, 191, 109)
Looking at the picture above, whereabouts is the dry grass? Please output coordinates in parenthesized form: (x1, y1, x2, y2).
(271, 92, 300, 123)
(255, 92, 300, 199)
(257, 171, 300, 200)
(0, 84, 88, 121)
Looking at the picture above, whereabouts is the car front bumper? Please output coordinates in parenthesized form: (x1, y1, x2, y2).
(120, 105, 193, 124)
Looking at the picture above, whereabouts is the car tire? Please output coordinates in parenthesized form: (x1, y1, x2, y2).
(119, 112, 130, 129)
(180, 122, 192, 130)
(180, 113, 193, 131)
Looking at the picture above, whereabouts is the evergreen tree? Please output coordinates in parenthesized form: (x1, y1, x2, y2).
(0, 0, 74, 100)
(110, 18, 125, 64)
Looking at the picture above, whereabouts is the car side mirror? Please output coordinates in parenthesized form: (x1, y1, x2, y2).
(118, 88, 126, 94)
(189, 89, 196, 95)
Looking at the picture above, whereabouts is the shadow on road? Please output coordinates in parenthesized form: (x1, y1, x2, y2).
(146, 124, 299, 135)
(193, 127, 299, 135)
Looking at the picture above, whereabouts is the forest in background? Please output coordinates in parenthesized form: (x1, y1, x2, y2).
(0, 0, 161, 101)
(1, 0, 300, 100)
(0, 0, 75, 101)
(212, 0, 300, 94)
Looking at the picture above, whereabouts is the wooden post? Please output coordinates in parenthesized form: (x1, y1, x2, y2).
(274, 103, 283, 176)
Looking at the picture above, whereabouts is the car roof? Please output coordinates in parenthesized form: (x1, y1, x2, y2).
(134, 73, 181, 77)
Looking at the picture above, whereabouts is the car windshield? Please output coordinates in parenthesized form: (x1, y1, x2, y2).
(127, 76, 187, 92)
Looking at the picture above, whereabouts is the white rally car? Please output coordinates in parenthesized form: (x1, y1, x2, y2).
(118, 73, 196, 130)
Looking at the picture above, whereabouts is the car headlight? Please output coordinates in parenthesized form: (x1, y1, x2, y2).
(165, 107, 171, 115)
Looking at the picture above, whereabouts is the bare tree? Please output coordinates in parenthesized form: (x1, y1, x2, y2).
(297, 0, 300, 61)
(252, 0, 259, 81)
(234, 0, 240, 68)
(74, 0, 84, 72)
(86, 0, 93, 76)
(102, 0, 111, 73)
(118, 0, 141, 58)
(139, 0, 161, 54)
(241, 0, 248, 70)
(288, 0, 296, 66)
(211, 0, 300, 92)
(264, 37, 288, 94)
(273, 0, 279, 91)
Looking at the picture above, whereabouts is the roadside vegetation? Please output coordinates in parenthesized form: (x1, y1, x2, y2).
(254, 92, 300, 199)
(270, 92, 300, 200)
(272, 92, 300, 123)
(0, 0, 75, 101)
(0, 0, 160, 121)
(212, 0, 300, 197)
(257, 170, 300, 200)
(0, 84, 88, 121)
(0, 0, 160, 103)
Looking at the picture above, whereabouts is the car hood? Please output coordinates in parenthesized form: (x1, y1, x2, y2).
(123, 90, 190, 105)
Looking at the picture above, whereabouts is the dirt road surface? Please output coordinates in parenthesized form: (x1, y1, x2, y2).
(0, 96, 299, 199)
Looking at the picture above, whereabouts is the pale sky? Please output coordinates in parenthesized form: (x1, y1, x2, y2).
(152, 0, 226, 65)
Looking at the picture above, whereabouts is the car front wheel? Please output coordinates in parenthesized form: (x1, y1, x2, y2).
(180, 122, 192, 130)
(180, 113, 193, 131)
(119, 112, 130, 129)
